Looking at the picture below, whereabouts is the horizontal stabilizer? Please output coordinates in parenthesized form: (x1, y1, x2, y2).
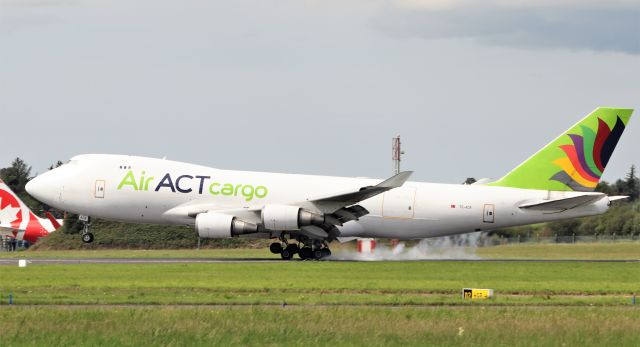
(609, 196, 629, 202)
(519, 194, 605, 211)
(0, 225, 19, 234)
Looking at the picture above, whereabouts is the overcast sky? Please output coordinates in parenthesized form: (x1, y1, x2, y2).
(1, 0, 639, 183)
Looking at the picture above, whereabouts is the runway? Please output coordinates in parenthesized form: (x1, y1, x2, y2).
(0, 258, 281, 265)
(0, 257, 638, 265)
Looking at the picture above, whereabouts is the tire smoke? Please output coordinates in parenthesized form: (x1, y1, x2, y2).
(329, 232, 487, 261)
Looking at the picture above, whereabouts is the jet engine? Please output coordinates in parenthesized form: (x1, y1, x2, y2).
(195, 212, 258, 238)
(261, 204, 325, 231)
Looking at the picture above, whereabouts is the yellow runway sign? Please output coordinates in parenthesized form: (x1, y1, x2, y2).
(462, 288, 494, 299)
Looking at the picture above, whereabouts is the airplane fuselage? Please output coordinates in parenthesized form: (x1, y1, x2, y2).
(28, 154, 610, 240)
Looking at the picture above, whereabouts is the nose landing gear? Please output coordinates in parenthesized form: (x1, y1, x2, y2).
(81, 232, 94, 243)
(79, 215, 94, 244)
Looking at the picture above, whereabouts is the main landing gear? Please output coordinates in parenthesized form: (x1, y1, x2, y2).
(269, 242, 298, 260)
(269, 239, 331, 260)
(298, 246, 331, 260)
(79, 215, 94, 244)
(269, 242, 299, 260)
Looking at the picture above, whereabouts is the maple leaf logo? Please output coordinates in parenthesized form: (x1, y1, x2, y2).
(0, 195, 22, 226)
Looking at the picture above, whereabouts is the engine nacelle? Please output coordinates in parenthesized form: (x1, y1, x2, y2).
(195, 212, 258, 238)
(261, 205, 324, 231)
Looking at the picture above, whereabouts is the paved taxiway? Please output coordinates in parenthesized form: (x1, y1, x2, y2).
(0, 258, 638, 265)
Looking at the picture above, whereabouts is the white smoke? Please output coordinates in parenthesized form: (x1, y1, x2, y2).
(329, 232, 488, 261)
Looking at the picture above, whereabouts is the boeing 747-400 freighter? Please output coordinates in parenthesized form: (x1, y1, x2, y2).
(26, 107, 633, 259)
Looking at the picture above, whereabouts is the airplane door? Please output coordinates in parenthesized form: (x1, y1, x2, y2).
(95, 180, 105, 198)
(483, 204, 495, 223)
(382, 187, 416, 218)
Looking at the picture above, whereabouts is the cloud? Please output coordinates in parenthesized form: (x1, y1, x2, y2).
(374, 1, 640, 54)
(0, 0, 73, 7)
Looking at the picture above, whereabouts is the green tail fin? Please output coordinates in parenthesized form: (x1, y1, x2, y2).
(488, 107, 634, 192)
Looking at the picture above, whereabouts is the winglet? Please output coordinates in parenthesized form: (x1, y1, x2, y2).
(377, 171, 413, 189)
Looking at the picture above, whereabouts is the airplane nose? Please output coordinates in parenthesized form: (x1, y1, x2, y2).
(26, 172, 60, 205)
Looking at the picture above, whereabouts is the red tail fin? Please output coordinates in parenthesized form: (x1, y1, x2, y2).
(45, 212, 62, 229)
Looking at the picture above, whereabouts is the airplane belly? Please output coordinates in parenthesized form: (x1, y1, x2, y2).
(339, 216, 440, 239)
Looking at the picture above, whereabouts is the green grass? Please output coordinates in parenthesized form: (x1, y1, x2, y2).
(1, 246, 639, 346)
(1, 306, 639, 346)
(477, 242, 640, 260)
(1, 261, 638, 305)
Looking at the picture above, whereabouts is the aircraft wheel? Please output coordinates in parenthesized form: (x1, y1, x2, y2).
(285, 243, 299, 254)
(321, 248, 331, 258)
(82, 233, 94, 244)
(313, 249, 323, 260)
(280, 249, 293, 260)
(269, 243, 283, 254)
(299, 247, 312, 260)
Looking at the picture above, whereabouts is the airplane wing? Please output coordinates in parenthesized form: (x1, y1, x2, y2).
(167, 171, 413, 218)
(302, 171, 413, 214)
(164, 171, 413, 241)
(294, 171, 413, 240)
(518, 193, 605, 211)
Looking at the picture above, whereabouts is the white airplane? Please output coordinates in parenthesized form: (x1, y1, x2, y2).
(26, 107, 633, 259)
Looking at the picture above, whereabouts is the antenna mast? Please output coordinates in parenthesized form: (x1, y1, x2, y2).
(392, 135, 403, 174)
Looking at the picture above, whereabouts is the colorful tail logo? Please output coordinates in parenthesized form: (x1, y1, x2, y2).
(487, 107, 633, 192)
(551, 116, 626, 191)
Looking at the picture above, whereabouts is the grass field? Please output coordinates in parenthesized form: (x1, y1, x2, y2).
(1, 260, 639, 305)
(1, 306, 640, 346)
(1, 244, 639, 346)
(477, 242, 640, 260)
